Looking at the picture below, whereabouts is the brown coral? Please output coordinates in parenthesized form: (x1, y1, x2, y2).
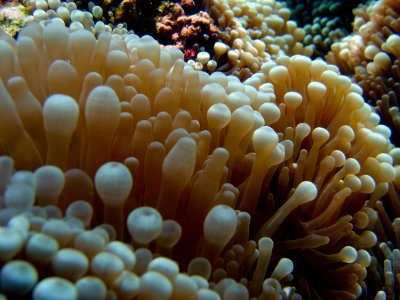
(156, 4, 219, 60)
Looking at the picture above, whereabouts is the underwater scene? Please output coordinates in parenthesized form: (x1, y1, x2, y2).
(0, 0, 399, 299)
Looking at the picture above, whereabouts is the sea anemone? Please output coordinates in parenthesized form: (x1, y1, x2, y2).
(195, 0, 313, 79)
(284, 0, 368, 58)
(0, 18, 399, 299)
(326, 0, 400, 146)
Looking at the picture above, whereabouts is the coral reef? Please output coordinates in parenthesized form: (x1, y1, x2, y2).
(0, 0, 400, 299)
(114, 0, 221, 62)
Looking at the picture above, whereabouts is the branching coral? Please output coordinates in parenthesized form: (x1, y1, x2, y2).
(0, 19, 399, 299)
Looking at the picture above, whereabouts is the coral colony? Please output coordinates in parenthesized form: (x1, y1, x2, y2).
(0, 0, 399, 299)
